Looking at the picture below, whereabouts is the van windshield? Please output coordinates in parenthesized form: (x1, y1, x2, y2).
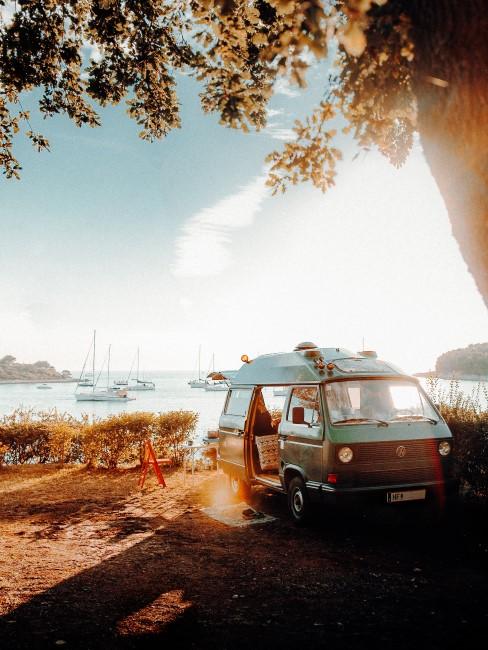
(325, 379, 438, 425)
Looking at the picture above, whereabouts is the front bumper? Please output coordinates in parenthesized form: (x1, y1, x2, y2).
(307, 477, 460, 506)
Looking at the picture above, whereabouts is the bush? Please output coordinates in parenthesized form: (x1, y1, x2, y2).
(0, 408, 81, 465)
(439, 405, 488, 498)
(81, 412, 156, 469)
(0, 408, 199, 469)
(153, 410, 198, 466)
(426, 378, 488, 498)
(0, 408, 50, 464)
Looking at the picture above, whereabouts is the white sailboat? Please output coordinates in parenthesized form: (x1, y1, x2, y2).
(188, 345, 206, 388)
(204, 354, 232, 391)
(127, 348, 155, 391)
(113, 349, 137, 387)
(78, 342, 94, 386)
(204, 380, 229, 392)
(75, 332, 134, 402)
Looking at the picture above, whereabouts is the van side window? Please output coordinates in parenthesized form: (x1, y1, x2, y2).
(287, 386, 320, 425)
(225, 389, 253, 417)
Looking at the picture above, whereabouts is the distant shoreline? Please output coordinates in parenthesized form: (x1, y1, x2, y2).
(0, 379, 79, 385)
(414, 372, 488, 381)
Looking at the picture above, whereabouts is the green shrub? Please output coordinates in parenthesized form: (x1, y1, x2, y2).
(39, 409, 82, 464)
(426, 378, 488, 498)
(80, 412, 156, 469)
(153, 410, 198, 466)
(0, 408, 200, 469)
(0, 408, 82, 464)
(0, 408, 50, 464)
(439, 406, 488, 498)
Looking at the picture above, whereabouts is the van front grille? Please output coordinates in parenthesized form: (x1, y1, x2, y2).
(354, 439, 439, 465)
(334, 439, 451, 488)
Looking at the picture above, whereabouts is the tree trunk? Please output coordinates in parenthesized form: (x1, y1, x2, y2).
(407, 0, 488, 306)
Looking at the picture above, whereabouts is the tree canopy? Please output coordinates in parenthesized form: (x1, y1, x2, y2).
(436, 342, 488, 378)
(1, 1, 487, 304)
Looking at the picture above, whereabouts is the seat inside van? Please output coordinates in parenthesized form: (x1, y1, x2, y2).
(251, 390, 281, 484)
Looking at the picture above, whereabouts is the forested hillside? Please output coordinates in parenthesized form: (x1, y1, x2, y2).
(0, 356, 70, 381)
(436, 343, 488, 377)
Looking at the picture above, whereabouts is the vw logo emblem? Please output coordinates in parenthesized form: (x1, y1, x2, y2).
(396, 445, 407, 458)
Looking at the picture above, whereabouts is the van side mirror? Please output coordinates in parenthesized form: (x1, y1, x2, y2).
(292, 406, 305, 425)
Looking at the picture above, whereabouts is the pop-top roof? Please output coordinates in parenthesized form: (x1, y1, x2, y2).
(231, 346, 406, 386)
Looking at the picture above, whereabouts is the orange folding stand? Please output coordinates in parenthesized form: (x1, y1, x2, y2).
(138, 440, 168, 488)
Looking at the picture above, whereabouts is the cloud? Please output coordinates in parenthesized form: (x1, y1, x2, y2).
(263, 108, 295, 141)
(266, 108, 284, 119)
(171, 176, 268, 277)
(264, 125, 296, 141)
(274, 78, 300, 98)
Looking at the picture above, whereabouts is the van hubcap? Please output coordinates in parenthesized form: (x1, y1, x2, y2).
(293, 489, 304, 513)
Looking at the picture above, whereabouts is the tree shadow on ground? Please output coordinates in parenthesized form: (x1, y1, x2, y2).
(0, 466, 167, 531)
(1, 476, 487, 650)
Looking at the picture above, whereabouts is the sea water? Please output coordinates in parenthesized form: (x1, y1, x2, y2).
(0, 373, 486, 441)
(0, 371, 227, 440)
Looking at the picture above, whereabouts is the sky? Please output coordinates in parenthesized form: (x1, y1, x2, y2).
(1, 57, 487, 375)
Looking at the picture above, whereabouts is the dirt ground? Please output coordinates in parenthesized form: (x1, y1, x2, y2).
(0, 465, 487, 650)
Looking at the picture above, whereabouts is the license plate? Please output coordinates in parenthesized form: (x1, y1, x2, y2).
(387, 489, 426, 503)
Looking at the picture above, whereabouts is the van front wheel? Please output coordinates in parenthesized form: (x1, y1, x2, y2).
(287, 476, 311, 525)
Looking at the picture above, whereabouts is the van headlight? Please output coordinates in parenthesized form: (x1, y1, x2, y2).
(338, 446, 354, 463)
(438, 441, 451, 456)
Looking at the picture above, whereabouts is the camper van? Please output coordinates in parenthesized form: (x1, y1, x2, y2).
(218, 343, 458, 523)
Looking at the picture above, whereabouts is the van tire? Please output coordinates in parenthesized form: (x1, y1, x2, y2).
(227, 473, 251, 502)
(287, 476, 311, 525)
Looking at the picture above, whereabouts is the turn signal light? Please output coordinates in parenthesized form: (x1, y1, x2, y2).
(327, 473, 338, 484)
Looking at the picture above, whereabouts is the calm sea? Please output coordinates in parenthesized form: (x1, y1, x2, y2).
(0, 374, 486, 441)
(0, 372, 227, 440)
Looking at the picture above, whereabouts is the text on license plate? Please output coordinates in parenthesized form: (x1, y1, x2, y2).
(387, 489, 426, 503)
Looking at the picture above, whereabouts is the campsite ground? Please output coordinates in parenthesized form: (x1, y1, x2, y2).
(0, 465, 487, 650)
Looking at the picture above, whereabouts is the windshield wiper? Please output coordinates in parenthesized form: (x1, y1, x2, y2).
(333, 417, 389, 427)
(388, 415, 438, 425)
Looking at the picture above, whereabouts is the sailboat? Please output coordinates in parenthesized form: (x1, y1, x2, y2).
(204, 353, 231, 391)
(78, 341, 94, 386)
(188, 345, 206, 388)
(127, 348, 155, 391)
(113, 349, 137, 387)
(75, 332, 134, 402)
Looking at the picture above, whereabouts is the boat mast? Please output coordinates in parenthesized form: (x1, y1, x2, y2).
(198, 344, 201, 381)
(107, 344, 111, 389)
(127, 349, 136, 383)
(136, 347, 140, 382)
(92, 329, 96, 393)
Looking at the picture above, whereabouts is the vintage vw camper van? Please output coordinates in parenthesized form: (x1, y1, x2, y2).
(218, 343, 458, 523)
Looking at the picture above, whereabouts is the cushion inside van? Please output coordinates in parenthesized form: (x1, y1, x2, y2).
(256, 434, 279, 471)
